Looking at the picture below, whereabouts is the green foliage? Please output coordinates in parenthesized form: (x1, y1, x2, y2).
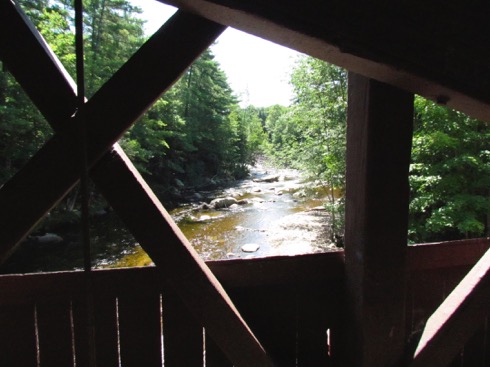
(0, 68, 52, 183)
(263, 56, 347, 241)
(1, 0, 260, 202)
(409, 97, 490, 242)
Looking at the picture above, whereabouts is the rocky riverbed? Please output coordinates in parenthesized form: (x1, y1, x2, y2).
(1, 164, 342, 273)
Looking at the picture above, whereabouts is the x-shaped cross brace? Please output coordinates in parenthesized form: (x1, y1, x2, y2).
(0, 1, 272, 365)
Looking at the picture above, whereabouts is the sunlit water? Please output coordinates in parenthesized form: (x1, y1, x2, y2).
(117, 165, 340, 267)
(1, 165, 341, 273)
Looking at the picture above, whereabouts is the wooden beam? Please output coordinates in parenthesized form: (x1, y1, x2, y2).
(0, 0, 77, 129)
(0, 8, 224, 260)
(343, 73, 414, 366)
(161, 0, 490, 122)
(0, 6, 273, 365)
(410, 248, 490, 367)
(93, 146, 273, 366)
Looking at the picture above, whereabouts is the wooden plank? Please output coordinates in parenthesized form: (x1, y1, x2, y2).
(93, 296, 119, 366)
(163, 288, 204, 366)
(205, 331, 233, 367)
(408, 239, 490, 271)
(342, 73, 414, 366)
(36, 299, 74, 366)
(73, 293, 120, 367)
(119, 292, 162, 367)
(0, 304, 37, 367)
(0, 239, 487, 304)
(411, 248, 490, 367)
(460, 323, 487, 367)
(229, 286, 297, 366)
(72, 297, 90, 367)
(207, 251, 345, 288)
(296, 287, 335, 366)
(163, 0, 490, 122)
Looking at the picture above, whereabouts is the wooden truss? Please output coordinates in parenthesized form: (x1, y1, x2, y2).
(0, 1, 272, 365)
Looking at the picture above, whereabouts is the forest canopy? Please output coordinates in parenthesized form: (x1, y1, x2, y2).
(1, 0, 489, 244)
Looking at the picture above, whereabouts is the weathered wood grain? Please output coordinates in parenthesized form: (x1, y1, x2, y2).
(163, 288, 204, 366)
(343, 73, 414, 366)
(411, 248, 490, 367)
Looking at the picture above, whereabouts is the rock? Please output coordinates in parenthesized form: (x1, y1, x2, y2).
(209, 197, 238, 209)
(293, 189, 307, 198)
(35, 233, 63, 245)
(241, 243, 260, 253)
(251, 187, 262, 193)
(253, 174, 280, 183)
(308, 206, 326, 211)
(174, 178, 185, 189)
(192, 192, 203, 201)
(236, 199, 249, 205)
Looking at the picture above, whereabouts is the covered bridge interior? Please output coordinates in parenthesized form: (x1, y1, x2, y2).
(0, 0, 489, 366)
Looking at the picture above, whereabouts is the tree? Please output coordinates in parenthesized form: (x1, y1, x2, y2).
(409, 97, 490, 242)
(83, 0, 145, 96)
(265, 56, 347, 242)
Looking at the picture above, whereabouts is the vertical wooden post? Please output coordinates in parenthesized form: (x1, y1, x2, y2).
(343, 73, 414, 366)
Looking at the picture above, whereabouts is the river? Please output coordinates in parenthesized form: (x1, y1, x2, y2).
(116, 164, 341, 267)
(0, 165, 341, 273)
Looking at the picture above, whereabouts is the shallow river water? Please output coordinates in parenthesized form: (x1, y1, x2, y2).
(1, 165, 340, 273)
(117, 165, 340, 267)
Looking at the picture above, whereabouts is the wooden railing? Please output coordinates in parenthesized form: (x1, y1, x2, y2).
(0, 238, 488, 366)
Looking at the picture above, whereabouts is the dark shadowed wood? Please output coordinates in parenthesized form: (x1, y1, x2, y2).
(93, 296, 119, 366)
(0, 241, 488, 364)
(0, 10, 225, 262)
(206, 331, 233, 367)
(411, 248, 490, 367)
(0, 0, 77, 129)
(297, 284, 341, 366)
(36, 300, 74, 366)
(0, 304, 37, 367)
(93, 147, 272, 366)
(163, 288, 204, 366)
(343, 73, 414, 366)
(207, 251, 345, 288)
(229, 286, 297, 366)
(119, 292, 162, 367)
(72, 298, 90, 367)
(408, 238, 490, 271)
(163, 0, 490, 122)
(460, 323, 487, 367)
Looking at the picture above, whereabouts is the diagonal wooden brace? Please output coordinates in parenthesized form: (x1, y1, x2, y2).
(410, 247, 490, 367)
(0, 2, 273, 365)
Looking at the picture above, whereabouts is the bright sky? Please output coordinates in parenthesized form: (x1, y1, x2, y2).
(131, 0, 302, 107)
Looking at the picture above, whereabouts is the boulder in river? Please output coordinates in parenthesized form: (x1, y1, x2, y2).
(36, 233, 63, 244)
(253, 174, 280, 183)
(209, 197, 238, 209)
(241, 243, 260, 253)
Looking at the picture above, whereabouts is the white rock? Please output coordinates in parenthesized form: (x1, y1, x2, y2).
(241, 243, 260, 253)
